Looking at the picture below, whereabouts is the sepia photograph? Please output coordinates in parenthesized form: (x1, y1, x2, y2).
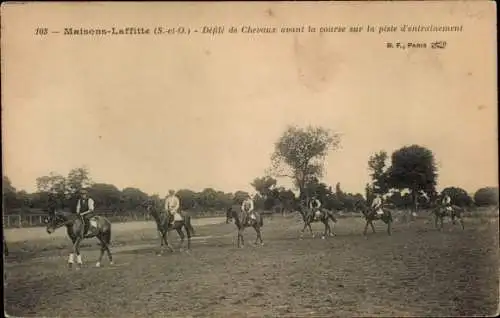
(2, 1, 498, 317)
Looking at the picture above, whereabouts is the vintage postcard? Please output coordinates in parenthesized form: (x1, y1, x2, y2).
(2, 1, 498, 317)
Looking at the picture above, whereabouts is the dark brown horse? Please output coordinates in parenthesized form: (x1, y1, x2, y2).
(360, 204, 393, 237)
(431, 204, 465, 231)
(145, 201, 195, 254)
(44, 209, 113, 269)
(226, 205, 264, 248)
(294, 201, 338, 239)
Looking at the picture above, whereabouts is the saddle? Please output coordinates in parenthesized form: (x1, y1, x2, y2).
(313, 210, 322, 220)
(164, 211, 183, 227)
(81, 215, 98, 236)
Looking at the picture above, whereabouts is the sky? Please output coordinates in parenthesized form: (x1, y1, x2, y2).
(2, 2, 498, 196)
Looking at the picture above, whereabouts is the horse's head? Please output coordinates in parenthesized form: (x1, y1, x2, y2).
(143, 199, 157, 214)
(226, 207, 234, 224)
(44, 209, 71, 234)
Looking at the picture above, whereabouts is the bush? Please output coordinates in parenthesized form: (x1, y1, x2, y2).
(441, 187, 473, 207)
(473, 187, 499, 207)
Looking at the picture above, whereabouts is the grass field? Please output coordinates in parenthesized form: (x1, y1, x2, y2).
(4, 213, 499, 317)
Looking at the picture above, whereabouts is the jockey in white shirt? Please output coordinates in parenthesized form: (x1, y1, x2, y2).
(241, 195, 256, 220)
(441, 193, 452, 212)
(165, 190, 181, 224)
(371, 194, 383, 215)
(309, 196, 322, 220)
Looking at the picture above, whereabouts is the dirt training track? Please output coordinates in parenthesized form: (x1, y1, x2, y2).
(4, 214, 499, 317)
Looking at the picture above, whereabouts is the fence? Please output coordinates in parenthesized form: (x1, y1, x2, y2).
(2, 209, 228, 229)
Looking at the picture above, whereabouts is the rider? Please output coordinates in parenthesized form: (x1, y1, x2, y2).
(76, 188, 96, 233)
(165, 189, 181, 226)
(441, 193, 452, 212)
(309, 196, 322, 220)
(371, 194, 383, 215)
(241, 194, 256, 221)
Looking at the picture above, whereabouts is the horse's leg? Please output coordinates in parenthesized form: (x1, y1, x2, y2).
(256, 226, 264, 246)
(185, 224, 192, 251)
(73, 237, 83, 270)
(176, 227, 185, 252)
(329, 217, 336, 237)
(387, 220, 392, 236)
(299, 222, 308, 239)
(102, 229, 113, 265)
(157, 230, 164, 256)
(322, 221, 328, 239)
(363, 220, 370, 237)
(238, 228, 245, 248)
(162, 230, 174, 253)
(308, 223, 315, 238)
(434, 213, 439, 229)
(370, 220, 376, 233)
(158, 230, 164, 248)
(96, 236, 106, 268)
(68, 236, 77, 268)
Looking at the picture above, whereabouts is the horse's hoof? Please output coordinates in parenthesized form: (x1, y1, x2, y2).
(110, 261, 114, 265)
(321, 236, 326, 240)
(95, 262, 101, 268)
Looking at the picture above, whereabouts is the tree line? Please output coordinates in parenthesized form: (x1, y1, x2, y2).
(3, 125, 498, 216)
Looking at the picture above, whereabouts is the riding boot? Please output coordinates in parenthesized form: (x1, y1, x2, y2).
(83, 216, 90, 235)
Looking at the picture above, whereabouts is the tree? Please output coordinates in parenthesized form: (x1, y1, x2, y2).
(90, 183, 122, 211)
(367, 151, 389, 195)
(35, 172, 68, 209)
(233, 191, 250, 205)
(269, 125, 341, 200)
(3, 176, 19, 209)
(197, 188, 218, 211)
(441, 187, 473, 207)
(177, 189, 198, 210)
(365, 183, 374, 204)
(386, 145, 438, 209)
(473, 187, 499, 207)
(121, 187, 149, 210)
(66, 167, 93, 196)
(251, 176, 277, 198)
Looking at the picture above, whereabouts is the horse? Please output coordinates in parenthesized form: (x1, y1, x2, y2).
(226, 205, 264, 248)
(360, 204, 393, 237)
(293, 200, 338, 239)
(144, 200, 195, 255)
(44, 209, 113, 269)
(431, 203, 465, 231)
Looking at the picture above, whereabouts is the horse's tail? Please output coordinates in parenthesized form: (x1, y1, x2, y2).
(186, 216, 196, 236)
(327, 210, 338, 223)
(259, 214, 264, 227)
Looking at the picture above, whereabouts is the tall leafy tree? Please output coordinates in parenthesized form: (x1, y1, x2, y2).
(386, 145, 438, 209)
(269, 125, 341, 200)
